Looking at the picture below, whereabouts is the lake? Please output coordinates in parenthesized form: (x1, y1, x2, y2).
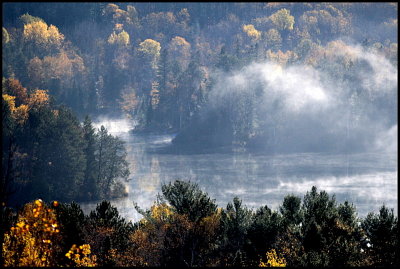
(81, 120, 397, 223)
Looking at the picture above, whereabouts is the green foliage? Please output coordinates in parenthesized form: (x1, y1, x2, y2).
(219, 197, 253, 266)
(298, 187, 368, 266)
(280, 194, 302, 227)
(1, 79, 129, 204)
(95, 126, 130, 199)
(161, 180, 217, 223)
(53, 202, 86, 263)
(362, 205, 399, 266)
(1, 185, 398, 267)
(85, 201, 133, 266)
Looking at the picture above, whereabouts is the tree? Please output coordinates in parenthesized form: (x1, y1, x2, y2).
(81, 116, 98, 200)
(280, 194, 302, 228)
(18, 13, 44, 26)
(161, 180, 217, 223)
(264, 28, 282, 51)
(27, 107, 86, 202)
(107, 30, 130, 46)
(23, 20, 64, 56)
(2, 27, 10, 44)
(219, 197, 253, 266)
(362, 205, 399, 266)
(84, 201, 133, 266)
(247, 204, 282, 266)
(299, 186, 367, 266)
(130, 182, 221, 267)
(168, 36, 191, 71)
(301, 186, 337, 266)
(243, 24, 261, 43)
(269, 8, 295, 31)
(138, 38, 161, 69)
(53, 201, 86, 261)
(95, 126, 130, 199)
(2, 200, 62, 267)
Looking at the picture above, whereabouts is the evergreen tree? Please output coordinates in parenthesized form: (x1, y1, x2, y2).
(218, 197, 253, 266)
(81, 116, 98, 200)
(362, 205, 399, 266)
(161, 180, 217, 223)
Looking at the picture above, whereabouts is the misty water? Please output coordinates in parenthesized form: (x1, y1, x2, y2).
(80, 118, 397, 223)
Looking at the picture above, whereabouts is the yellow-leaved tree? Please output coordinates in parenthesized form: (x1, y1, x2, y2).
(108, 30, 130, 46)
(138, 38, 161, 71)
(2, 200, 97, 267)
(2, 199, 62, 267)
(269, 8, 295, 31)
(23, 21, 64, 52)
(259, 249, 287, 267)
(243, 24, 261, 42)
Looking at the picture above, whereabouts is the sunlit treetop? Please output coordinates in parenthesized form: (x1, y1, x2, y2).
(28, 89, 50, 109)
(19, 13, 44, 25)
(269, 8, 295, 31)
(23, 20, 64, 48)
(2, 27, 10, 44)
(138, 38, 161, 57)
(243, 24, 261, 42)
(108, 30, 130, 46)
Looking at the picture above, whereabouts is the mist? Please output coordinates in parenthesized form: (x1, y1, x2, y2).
(92, 116, 136, 135)
(203, 41, 397, 153)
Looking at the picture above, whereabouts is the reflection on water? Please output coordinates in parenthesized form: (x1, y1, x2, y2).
(80, 130, 397, 223)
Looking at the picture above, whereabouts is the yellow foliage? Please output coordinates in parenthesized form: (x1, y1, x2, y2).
(266, 49, 298, 66)
(23, 21, 64, 48)
(4, 78, 29, 105)
(3, 94, 16, 111)
(2, 200, 62, 267)
(2, 94, 29, 124)
(150, 203, 173, 222)
(138, 39, 161, 57)
(259, 249, 286, 267)
(138, 39, 161, 68)
(108, 30, 130, 46)
(269, 8, 295, 31)
(28, 89, 49, 108)
(243, 24, 261, 42)
(65, 244, 97, 267)
(13, 104, 29, 124)
(3, 27, 10, 44)
(198, 209, 221, 242)
(170, 36, 191, 47)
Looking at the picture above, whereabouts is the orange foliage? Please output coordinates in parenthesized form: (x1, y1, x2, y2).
(4, 78, 29, 105)
(28, 89, 49, 109)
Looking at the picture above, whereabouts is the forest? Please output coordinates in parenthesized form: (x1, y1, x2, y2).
(1, 2, 398, 267)
(2, 181, 399, 267)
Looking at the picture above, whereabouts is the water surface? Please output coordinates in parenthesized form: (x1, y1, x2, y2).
(81, 125, 397, 223)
